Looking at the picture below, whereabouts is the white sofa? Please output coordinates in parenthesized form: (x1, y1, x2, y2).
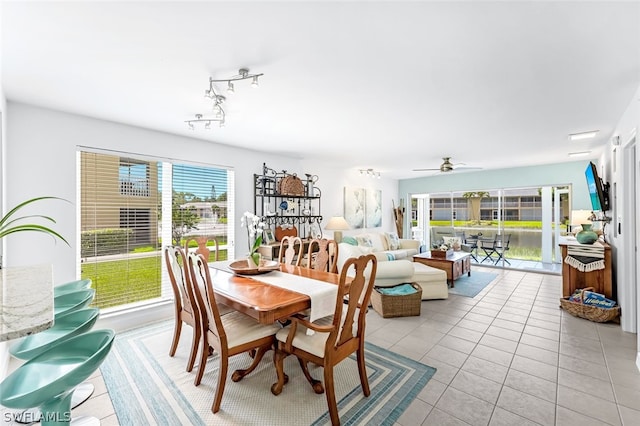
(337, 235, 448, 300)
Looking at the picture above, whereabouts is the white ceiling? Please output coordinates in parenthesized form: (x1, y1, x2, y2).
(2, 1, 639, 179)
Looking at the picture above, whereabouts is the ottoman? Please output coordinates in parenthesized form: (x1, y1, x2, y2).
(412, 262, 448, 300)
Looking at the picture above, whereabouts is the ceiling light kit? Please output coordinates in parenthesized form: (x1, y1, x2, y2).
(359, 168, 381, 179)
(185, 68, 263, 130)
(568, 151, 592, 157)
(569, 130, 599, 141)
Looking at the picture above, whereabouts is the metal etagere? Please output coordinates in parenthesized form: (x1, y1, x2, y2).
(253, 163, 322, 240)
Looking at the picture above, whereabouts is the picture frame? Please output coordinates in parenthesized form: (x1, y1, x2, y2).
(263, 228, 275, 244)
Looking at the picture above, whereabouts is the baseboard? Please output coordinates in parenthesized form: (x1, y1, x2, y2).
(636, 351, 640, 372)
(96, 300, 173, 334)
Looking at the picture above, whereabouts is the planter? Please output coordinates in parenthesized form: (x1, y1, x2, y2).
(431, 249, 453, 258)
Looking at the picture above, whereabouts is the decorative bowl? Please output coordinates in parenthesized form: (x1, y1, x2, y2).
(228, 259, 280, 275)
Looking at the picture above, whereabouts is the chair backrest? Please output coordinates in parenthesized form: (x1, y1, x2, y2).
(278, 236, 303, 265)
(328, 254, 377, 351)
(186, 252, 227, 346)
(496, 234, 511, 249)
(164, 245, 197, 316)
(306, 238, 338, 273)
(184, 236, 219, 262)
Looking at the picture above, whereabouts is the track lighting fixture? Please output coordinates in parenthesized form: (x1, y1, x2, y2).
(359, 168, 381, 179)
(187, 67, 263, 130)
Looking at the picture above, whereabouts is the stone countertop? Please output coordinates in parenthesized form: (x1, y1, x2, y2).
(0, 264, 53, 341)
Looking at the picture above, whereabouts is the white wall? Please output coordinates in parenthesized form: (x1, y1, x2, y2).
(3, 102, 401, 279)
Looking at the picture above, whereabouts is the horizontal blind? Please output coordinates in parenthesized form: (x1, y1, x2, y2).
(79, 150, 234, 311)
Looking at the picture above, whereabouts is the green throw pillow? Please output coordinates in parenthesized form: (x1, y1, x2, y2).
(342, 236, 358, 246)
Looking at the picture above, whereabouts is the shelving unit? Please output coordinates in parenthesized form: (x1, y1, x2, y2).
(254, 163, 322, 247)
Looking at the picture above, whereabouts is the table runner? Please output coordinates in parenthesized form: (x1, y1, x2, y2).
(209, 261, 338, 323)
(564, 241, 605, 272)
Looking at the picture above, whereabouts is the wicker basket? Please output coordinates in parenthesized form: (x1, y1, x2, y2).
(278, 174, 305, 196)
(371, 283, 422, 318)
(559, 287, 620, 323)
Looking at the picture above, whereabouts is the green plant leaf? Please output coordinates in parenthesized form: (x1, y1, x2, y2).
(0, 196, 70, 245)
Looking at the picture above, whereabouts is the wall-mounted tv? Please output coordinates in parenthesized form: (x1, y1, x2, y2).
(585, 161, 610, 211)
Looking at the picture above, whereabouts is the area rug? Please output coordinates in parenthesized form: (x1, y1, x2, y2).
(448, 270, 499, 298)
(100, 320, 436, 425)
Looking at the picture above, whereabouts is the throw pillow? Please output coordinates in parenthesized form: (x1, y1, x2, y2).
(443, 236, 462, 250)
(386, 232, 401, 250)
(342, 236, 358, 246)
(355, 235, 373, 247)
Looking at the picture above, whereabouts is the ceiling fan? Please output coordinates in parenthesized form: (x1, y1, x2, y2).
(412, 157, 482, 173)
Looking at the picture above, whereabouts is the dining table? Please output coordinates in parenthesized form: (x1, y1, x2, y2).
(207, 261, 343, 325)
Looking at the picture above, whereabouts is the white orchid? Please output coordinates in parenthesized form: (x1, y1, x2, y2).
(240, 211, 266, 265)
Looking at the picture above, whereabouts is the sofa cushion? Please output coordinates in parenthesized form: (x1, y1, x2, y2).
(355, 235, 373, 248)
(386, 232, 401, 250)
(342, 236, 358, 246)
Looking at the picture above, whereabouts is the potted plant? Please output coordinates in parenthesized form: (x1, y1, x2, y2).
(0, 196, 69, 248)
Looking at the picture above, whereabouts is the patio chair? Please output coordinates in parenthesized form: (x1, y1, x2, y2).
(480, 234, 511, 265)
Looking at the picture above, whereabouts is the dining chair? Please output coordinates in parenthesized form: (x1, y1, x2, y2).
(278, 235, 303, 266)
(165, 245, 202, 373)
(306, 238, 338, 273)
(186, 252, 280, 413)
(480, 234, 511, 265)
(185, 235, 219, 262)
(271, 253, 377, 426)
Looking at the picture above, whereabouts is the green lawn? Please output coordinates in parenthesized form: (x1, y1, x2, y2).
(83, 249, 228, 309)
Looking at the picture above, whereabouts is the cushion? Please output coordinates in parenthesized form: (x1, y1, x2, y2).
(386, 232, 401, 250)
(355, 235, 373, 247)
(342, 236, 358, 246)
(367, 233, 387, 252)
(443, 236, 462, 250)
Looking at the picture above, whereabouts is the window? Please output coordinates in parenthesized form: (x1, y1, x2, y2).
(80, 150, 234, 311)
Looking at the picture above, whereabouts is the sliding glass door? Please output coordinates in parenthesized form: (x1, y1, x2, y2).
(411, 185, 570, 271)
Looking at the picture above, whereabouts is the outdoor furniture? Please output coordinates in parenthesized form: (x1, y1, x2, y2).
(480, 234, 511, 265)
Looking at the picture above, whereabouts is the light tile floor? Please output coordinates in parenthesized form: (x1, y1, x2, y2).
(4, 266, 639, 425)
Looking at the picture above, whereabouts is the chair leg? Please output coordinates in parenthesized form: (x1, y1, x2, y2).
(194, 333, 209, 386)
(169, 319, 182, 357)
(323, 366, 340, 426)
(356, 347, 370, 397)
(297, 357, 324, 394)
(271, 343, 289, 396)
(211, 353, 229, 413)
(186, 325, 201, 372)
(231, 343, 270, 382)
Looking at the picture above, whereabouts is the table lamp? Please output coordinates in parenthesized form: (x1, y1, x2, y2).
(325, 216, 350, 243)
(570, 210, 592, 234)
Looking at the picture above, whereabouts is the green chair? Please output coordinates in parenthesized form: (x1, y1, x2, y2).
(0, 329, 115, 426)
(53, 289, 95, 316)
(9, 308, 101, 423)
(53, 279, 92, 297)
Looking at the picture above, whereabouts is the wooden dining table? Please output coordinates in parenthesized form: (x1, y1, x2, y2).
(207, 262, 343, 325)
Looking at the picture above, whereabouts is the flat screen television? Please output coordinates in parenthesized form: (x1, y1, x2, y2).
(585, 161, 610, 211)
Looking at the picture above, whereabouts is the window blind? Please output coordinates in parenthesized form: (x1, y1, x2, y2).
(79, 150, 234, 311)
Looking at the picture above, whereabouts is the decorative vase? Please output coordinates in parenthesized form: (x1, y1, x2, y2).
(576, 223, 598, 244)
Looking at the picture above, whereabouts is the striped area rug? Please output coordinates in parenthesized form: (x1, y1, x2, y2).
(100, 320, 436, 425)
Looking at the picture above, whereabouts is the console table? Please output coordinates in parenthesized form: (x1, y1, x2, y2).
(560, 241, 613, 299)
(0, 264, 54, 341)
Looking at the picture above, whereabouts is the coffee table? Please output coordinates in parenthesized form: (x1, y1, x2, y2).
(412, 251, 471, 287)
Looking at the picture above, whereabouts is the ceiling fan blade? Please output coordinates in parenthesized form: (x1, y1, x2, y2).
(453, 166, 483, 171)
(412, 168, 441, 171)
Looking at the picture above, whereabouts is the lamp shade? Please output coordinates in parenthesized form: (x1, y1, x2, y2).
(570, 210, 592, 226)
(324, 216, 350, 243)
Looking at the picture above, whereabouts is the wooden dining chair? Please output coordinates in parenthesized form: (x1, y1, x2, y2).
(165, 245, 202, 373)
(186, 252, 280, 413)
(271, 254, 377, 425)
(184, 235, 219, 262)
(306, 238, 339, 273)
(278, 235, 303, 265)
